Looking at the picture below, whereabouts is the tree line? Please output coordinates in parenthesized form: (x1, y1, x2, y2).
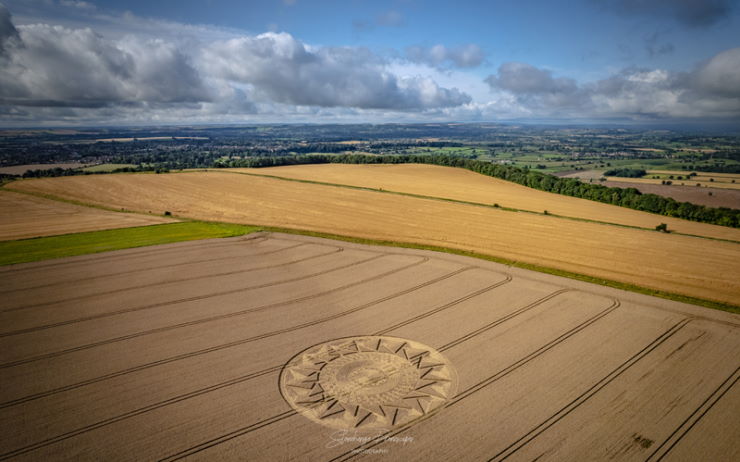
(603, 168, 647, 178)
(216, 154, 740, 228)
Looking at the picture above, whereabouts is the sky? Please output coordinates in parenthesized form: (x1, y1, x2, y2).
(0, 0, 739, 127)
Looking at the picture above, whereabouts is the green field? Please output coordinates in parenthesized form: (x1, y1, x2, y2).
(0, 221, 258, 266)
(82, 163, 137, 172)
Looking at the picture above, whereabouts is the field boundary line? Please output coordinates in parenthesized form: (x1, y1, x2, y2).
(374, 275, 513, 335)
(0, 266, 504, 458)
(2, 186, 176, 219)
(0, 239, 301, 295)
(208, 169, 740, 245)
(645, 365, 740, 462)
(489, 317, 693, 461)
(2, 185, 737, 312)
(0, 253, 426, 369)
(0, 366, 287, 461)
(5, 176, 739, 312)
(1, 259, 472, 409)
(0, 245, 347, 335)
(0, 228, 270, 274)
(0, 243, 334, 315)
(439, 289, 572, 351)
(327, 299, 621, 462)
(0, 263, 468, 409)
(275, 232, 740, 320)
(450, 298, 620, 403)
(159, 288, 583, 462)
(256, 229, 740, 314)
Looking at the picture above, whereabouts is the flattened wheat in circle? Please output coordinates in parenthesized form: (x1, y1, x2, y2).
(279, 336, 458, 429)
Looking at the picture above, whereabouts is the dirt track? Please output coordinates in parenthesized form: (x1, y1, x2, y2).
(0, 233, 737, 461)
(0, 190, 173, 240)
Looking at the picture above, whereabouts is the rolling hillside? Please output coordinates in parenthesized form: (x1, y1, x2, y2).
(7, 169, 740, 304)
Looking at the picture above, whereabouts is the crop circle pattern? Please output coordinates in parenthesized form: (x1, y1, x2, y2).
(279, 336, 458, 429)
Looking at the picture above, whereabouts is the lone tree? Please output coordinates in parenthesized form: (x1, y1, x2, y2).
(655, 223, 669, 233)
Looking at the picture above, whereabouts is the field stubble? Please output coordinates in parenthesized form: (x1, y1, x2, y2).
(235, 164, 740, 241)
(7, 169, 740, 304)
(0, 190, 173, 241)
(0, 234, 737, 461)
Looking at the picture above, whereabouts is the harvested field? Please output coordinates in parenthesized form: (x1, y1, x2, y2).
(557, 169, 604, 181)
(0, 163, 91, 175)
(558, 169, 740, 208)
(0, 233, 737, 461)
(227, 164, 740, 241)
(607, 175, 740, 190)
(601, 181, 740, 209)
(7, 171, 740, 303)
(0, 190, 173, 240)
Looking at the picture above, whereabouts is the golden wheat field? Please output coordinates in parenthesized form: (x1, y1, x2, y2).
(233, 164, 740, 241)
(0, 190, 173, 240)
(7, 168, 740, 304)
(1, 233, 738, 461)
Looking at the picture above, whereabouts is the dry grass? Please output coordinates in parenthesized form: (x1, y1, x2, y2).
(7, 171, 740, 303)
(0, 190, 173, 240)
(232, 164, 740, 241)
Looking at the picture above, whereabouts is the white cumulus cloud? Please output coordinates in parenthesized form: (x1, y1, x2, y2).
(0, 4, 471, 124)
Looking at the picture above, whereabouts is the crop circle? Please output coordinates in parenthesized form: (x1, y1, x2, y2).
(279, 336, 458, 429)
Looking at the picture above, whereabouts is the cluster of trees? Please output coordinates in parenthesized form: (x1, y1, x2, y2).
(218, 154, 740, 228)
(13, 164, 167, 179)
(690, 165, 740, 174)
(21, 167, 85, 178)
(603, 168, 647, 178)
(0, 173, 15, 185)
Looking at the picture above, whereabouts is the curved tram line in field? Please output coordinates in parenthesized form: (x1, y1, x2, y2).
(2, 234, 738, 461)
(157, 288, 591, 462)
(0, 262, 474, 409)
(0, 232, 271, 276)
(0, 261, 513, 459)
(0, 242, 338, 323)
(0, 243, 346, 334)
(0, 250, 423, 369)
(0, 235, 291, 295)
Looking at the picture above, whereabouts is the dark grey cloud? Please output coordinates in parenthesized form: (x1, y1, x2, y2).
(692, 47, 740, 97)
(0, 3, 19, 53)
(485, 49, 740, 119)
(0, 22, 211, 108)
(406, 44, 485, 69)
(484, 62, 587, 110)
(485, 62, 578, 95)
(202, 33, 471, 110)
(600, 0, 733, 27)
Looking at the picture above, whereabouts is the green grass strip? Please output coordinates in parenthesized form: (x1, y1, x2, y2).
(3, 176, 737, 314)
(206, 169, 740, 245)
(0, 222, 258, 266)
(253, 225, 740, 315)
